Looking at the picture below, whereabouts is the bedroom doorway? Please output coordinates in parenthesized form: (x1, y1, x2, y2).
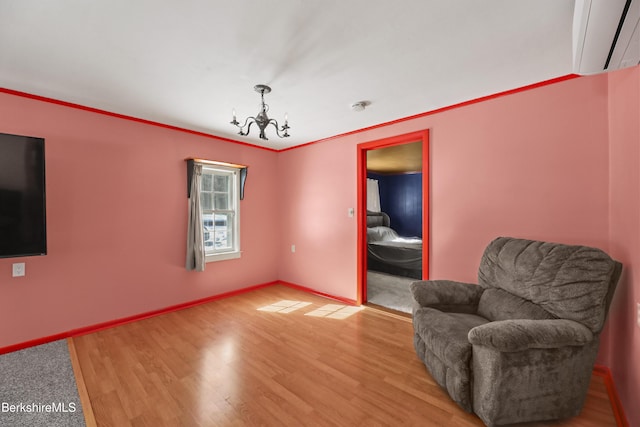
(356, 130, 429, 312)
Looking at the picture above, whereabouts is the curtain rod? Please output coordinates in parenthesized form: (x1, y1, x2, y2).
(186, 158, 248, 200)
(186, 158, 247, 169)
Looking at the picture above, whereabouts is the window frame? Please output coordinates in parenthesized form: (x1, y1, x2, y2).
(200, 164, 241, 262)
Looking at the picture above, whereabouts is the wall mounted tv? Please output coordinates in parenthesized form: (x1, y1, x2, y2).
(0, 132, 47, 258)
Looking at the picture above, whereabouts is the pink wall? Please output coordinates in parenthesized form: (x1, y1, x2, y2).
(607, 66, 640, 427)
(276, 138, 359, 298)
(278, 75, 611, 300)
(278, 70, 640, 422)
(1, 68, 636, 422)
(0, 93, 279, 348)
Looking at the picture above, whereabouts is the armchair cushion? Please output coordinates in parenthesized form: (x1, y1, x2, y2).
(477, 288, 555, 321)
(410, 280, 483, 313)
(468, 319, 594, 352)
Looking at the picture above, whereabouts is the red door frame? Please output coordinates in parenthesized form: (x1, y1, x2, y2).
(356, 129, 430, 305)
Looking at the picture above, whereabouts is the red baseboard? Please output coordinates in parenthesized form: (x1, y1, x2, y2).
(593, 365, 629, 427)
(1, 283, 629, 427)
(0, 280, 354, 356)
(0, 281, 278, 356)
(278, 281, 358, 305)
(0, 331, 71, 357)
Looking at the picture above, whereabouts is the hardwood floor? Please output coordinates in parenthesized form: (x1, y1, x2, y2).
(72, 284, 618, 426)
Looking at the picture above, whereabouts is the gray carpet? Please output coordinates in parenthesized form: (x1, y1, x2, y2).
(0, 340, 85, 427)
(367, 270, 415, 313)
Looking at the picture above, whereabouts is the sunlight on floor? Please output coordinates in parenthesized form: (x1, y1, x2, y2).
(257, 301, 364, 319)
(257, 300, 312, 313)
(305, 304, 364, 319)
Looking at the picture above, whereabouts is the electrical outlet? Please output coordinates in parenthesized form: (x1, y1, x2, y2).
(12, 263, 25, 277)
(291, 244, 296, 253)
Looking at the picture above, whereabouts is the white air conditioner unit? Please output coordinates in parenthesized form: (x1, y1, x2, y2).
(573, 0, 640, 74)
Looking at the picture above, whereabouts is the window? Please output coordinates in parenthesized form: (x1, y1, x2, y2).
(200, 165, 241, 261)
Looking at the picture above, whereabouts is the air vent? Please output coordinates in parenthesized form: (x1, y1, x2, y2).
(573, 0, 640, 74)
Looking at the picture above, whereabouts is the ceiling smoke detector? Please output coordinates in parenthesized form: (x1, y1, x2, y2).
(351, 101, 371, 112)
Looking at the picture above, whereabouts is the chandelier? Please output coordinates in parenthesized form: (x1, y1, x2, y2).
(230, 84, 290, 140)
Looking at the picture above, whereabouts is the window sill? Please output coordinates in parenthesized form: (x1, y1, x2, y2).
(205, 251, 241, 263)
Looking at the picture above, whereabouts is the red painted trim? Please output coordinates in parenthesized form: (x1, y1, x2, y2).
(0, 87, 278, 153)
(0, 332, 71, 357)
(280, 74, 581, 153)
(357, 145, 367, 305)
(421, 130, 430, 280)
(0, 281, 278, 356)
(279, 281, 358, 306)
(3, 75, 579, 155)
(356, 130, 430, 305)
(593, 365, 629, 427)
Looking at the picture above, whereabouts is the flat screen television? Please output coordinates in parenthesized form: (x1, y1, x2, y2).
(0, 132, 47, 258)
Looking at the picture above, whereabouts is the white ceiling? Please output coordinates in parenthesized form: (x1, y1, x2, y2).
(0, 1, 579, 150)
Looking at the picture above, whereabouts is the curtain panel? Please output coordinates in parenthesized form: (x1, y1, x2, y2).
(367, 178, 381, 212)
(186, 162, 205, 271)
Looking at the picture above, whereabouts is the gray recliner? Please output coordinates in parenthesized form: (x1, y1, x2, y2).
(411, 237, 622, 426)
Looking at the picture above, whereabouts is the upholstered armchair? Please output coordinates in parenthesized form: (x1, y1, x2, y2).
(411, 237, 622, 427)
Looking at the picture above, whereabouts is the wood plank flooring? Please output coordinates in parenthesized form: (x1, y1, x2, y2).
(72, 284, 618, 426)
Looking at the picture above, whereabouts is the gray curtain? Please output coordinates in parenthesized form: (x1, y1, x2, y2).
(186, 163, 205, 271)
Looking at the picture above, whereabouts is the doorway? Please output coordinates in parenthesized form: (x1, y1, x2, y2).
(356, 130, 429, 311)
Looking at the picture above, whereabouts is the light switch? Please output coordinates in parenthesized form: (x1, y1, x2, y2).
(348, 208, 354, 218)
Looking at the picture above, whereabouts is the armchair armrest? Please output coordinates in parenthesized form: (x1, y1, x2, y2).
(410, 280, 483, 313)
(468, 319, 594, 352)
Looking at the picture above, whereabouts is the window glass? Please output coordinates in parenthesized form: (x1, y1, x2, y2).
(200, 165, 240, 262)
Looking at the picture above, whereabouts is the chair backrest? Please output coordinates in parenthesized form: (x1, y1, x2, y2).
(478, 237, 622, 333)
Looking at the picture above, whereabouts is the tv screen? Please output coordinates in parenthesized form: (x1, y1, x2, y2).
(0, 132, 47, 258)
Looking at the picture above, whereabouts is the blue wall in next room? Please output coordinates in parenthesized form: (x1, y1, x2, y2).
(368, 172, 422, 238)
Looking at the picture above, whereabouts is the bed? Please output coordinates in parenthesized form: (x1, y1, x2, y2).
(366, 211, 423, 279)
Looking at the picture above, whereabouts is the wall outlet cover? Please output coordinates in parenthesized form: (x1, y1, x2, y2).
(12, 263, 25, 277)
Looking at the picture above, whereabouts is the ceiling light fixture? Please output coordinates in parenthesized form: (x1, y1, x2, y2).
(230, 84, 290, 140)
